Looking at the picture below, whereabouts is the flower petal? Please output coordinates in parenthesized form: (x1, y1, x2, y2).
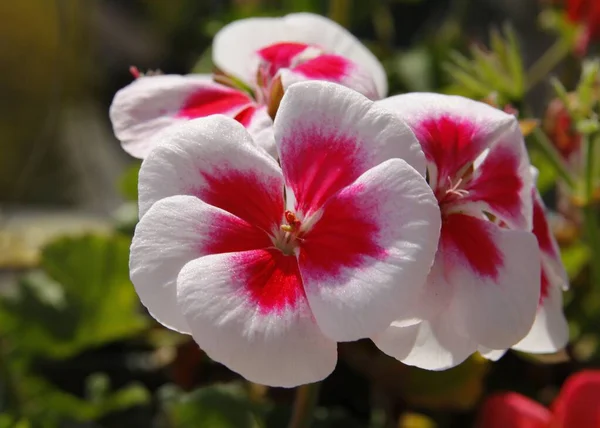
(138, 116, 283, 234)
(512, 281, 569, 353)
(299, 158, 440, 341)
(532, 189, 569, 290)
(460, 127, 533, 230)
(377, 93, 532, 229)
(373, 317, 476, 370)
(109, 75, 253, 158)
(377, 93, 514, 181)
(478, 347, 507, 361)
(213, 13, 387, 97)
(130, 195, 272, 333)
(235, 105, 276, 158)
(280, 54, 379, 99)
(476, 393, 552, 428)
(177, 249, 337, 387)
(442, 215, 541, 349)
(275, 81, 424, 217)
(552, 370, 600, 427)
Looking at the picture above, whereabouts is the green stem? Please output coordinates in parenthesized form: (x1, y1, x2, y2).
(585, 135, 598, 201)
(287, 382, 321, 428)
(583, 204, 600, 289)
(526, 39, 571, 90)
(583, 135, 600, 288)
(0, 340, 22, 418)
(328, 0, 351, 27)
(531, 127, 577, 189)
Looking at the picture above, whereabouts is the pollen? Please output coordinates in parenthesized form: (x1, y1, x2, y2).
(275, 211, 304, 255)
(284, 210, 302, 230)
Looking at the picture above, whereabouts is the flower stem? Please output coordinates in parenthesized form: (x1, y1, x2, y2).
(583, 135, 600, 288)
(584, 135, 598, 202)
(287, 382, 321, 428)
(526, 38, 571, 90)
(531, 127, 577, 189)
(583, 205, 600, 288)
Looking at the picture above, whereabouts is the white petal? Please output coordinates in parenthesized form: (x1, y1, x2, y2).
(177, 250, 337, 387)
(374, 317, 477, 370)
(512, 282, 569, 353)
(130, 195, 272, 333)
(279, 55, 379, 100)
(377, 93, 533, 230)
(109, 75, 252, 158)
(238, 106, 277, 158)
(445, 222, 541, 349)
(275, 81, 425, 217)
(213, 13, 387, 97)
(137, 115, 282, 221)
(478, 347, 507, 361)
(298, 158, 441, 341)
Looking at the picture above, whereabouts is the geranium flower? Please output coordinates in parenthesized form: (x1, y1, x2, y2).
(110, 13, 387, 158)
(372, 93, 541, 370)
(480, 171, 570, 361)
(129, 82, 441, 387)
(565, 0, 600, 55)
(476, 370, 600, 427)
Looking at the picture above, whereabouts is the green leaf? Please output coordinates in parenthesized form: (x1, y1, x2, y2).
(1, 234, 147, 358)
(19, 374, 150, 423)
(119, 162, 141, 201)
(393, 48, 435, 92)
(529, 149, 558, 194)
(191, 47, 214, 74)
(162, 383, 265, 428)
(401, 356, 488, 410)
(503, 23, 525, 96)
(561, 243, 591, 280)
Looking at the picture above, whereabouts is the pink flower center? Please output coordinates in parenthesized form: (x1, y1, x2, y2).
(255, 42, 323, 105)
(433, 166, 473, 211)
(273, 210, 305, 255)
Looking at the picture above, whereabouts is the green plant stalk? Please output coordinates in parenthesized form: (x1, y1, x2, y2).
(583, 135, 600, 288)
(328, 0, 351, 27)
(585, 135, 597, 201)
(0, 341, 23, 418)
(287, 382, 321, 428)
(526, 39, 571, 90)
(531, 128, 577, 189)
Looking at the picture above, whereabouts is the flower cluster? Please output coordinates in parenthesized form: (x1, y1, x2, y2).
(110, 13, 569, 387)
(476, 370, 600, 427)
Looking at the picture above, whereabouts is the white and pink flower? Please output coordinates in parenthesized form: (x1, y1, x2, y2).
(372, 93, 543, 370)
(110, 13, 387, 159)
(129, 82, 440, 387)
(480, 172, 570, 361)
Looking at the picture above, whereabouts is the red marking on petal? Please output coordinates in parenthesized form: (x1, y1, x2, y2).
(292, 55, 349, 80)
(234, 105, 257, 127)
(257, 42, 311, 78)
(281, 129, 365, 215)
(177, 86, 253, 119)
(463, 143, 524, 224)
(540, 268, 550, 304)
(441, 214, 503, 280)
(532, 195, 555, 256)
(415, 116, 485, 186)
(194, 169, 283, 234)
(299, 183, 386, 278)
(552, 370, 600, 428)
(234, 249, 306, 314)
(476, 393, 551, 428)
(202, 210, 273, 255)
